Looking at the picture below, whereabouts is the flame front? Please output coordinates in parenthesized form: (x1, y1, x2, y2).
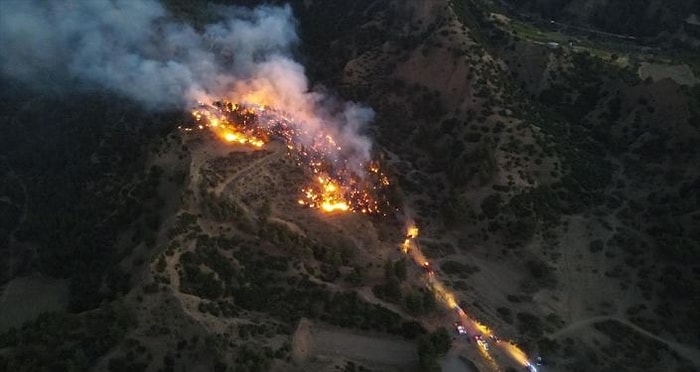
(187, 101, 389, 214)
(299, 176, 350, 213)
(191, 106, 266, 147)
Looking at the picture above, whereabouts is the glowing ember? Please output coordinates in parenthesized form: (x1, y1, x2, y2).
(222, 131, 265, 147)
(190, 105, 267, 148)
(299, 176, 350, 213)
(323, 202, 350, 212)
(185, 101, 390, 214)
(403, 224, 419, 253)
(407, 226, 419, 239)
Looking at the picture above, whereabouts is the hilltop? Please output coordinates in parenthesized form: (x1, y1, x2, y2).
(1, 1, 699, 372)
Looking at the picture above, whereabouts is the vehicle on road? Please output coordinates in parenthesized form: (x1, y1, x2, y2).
(473, 334, 489, 350)
(422, 262, 434, 275)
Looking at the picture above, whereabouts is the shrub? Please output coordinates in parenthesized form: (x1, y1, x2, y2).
(481, 193, 502, 219)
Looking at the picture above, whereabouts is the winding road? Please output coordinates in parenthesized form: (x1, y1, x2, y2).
(213, 144, 284, 196)
(548, 316, 700, 367)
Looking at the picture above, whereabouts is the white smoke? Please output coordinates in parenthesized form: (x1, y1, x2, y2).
(0, 0, 373, 165)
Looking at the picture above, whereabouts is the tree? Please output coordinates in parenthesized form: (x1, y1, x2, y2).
(394, 258, 407, 281)
(155, 256, 166, 273)
(328, 250, 342, 269)
(381, 258, 403, 301)
(442, 189, 470, 227)
(481, 193, 502, 219)
(430, 327, 451, 353)
(516, 312, 543, 339)
(404, 291, 423, 314)
(417, 336, 440, 372)
(422, 289, 436, 313)
(258, 198, 271, 222)
(384, 258, 395, 280)
(526, 259, 557, 289)
(416, 327, 452, 371)
(384, 276, 402, 302)
(345, 266, 364, 286)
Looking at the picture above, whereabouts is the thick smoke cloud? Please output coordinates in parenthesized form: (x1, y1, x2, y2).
(0, 0, 373, 165)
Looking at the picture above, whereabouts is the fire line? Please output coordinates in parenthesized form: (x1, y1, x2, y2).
(185, 100, 390, 215)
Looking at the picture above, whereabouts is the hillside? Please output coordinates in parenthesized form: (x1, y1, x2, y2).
(1, 1, 699, 372)
(292, 0, 700, 370)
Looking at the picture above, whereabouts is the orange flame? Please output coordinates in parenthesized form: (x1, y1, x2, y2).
(190, 107, 266, 148)
(186, 100, 389, 215)
(299, 176, 350, 213)
(402, 224, 419, 253)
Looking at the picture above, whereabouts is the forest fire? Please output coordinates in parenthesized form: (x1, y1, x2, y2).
(190, 106, 266, 147)
(187, 99, 534, 370)
(299, 176, 350, 212)
(187, 101, 389, 214)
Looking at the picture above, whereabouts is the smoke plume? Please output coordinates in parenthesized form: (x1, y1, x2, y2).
(0, 0, 373, 165)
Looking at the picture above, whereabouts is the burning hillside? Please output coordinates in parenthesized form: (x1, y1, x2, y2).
(185, 101, 391, 214)
(185, 98, 539, 370)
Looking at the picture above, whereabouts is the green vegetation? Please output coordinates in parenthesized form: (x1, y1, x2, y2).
(516, 312, 543, 339)
(416, 327, 452, 372)
(372, 257, 439, 317)
(421, 240, 457, 257)
(231, 344, 273, 372)
(403, 288, 437, 316)
(589, 239, 604, 253)
(440, 260, 480, 277)
(0, 83, 178, 311)
(106, 337, 152, 372)
(3, 1, 699, 371)
(497, 307, 514, 324)
(510, 19, 564, 44)
(179, 235, 238, 299)
(581, 319, 694, 371)
(525, 259, 557, 289)
(180, 253, 224, 300)
(373, 258, 403, 302)
(178, 238, 424, 339)
(0, 302, 135, 372)
(481, 193, 502, 219)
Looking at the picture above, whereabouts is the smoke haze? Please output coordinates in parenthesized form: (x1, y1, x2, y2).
(0, 0, 373, 165)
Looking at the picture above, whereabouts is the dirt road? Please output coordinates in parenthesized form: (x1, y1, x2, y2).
(292, 321, 418, 370)
(548, 316, 700, 367)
